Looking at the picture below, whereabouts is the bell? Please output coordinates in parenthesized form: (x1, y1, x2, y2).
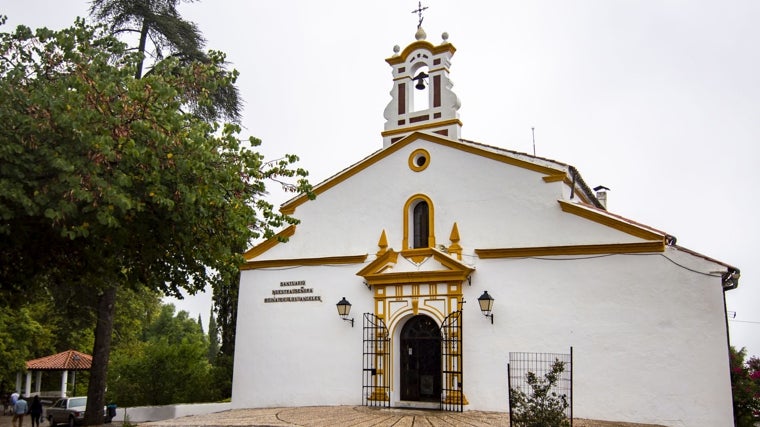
(414, 71, 428, 90)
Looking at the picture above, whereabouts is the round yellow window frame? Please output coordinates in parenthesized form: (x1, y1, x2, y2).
(408, 148, 430, 172)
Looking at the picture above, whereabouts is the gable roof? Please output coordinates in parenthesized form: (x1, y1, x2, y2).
(280, 132, 604, 215)
(26, 350, 92, 371)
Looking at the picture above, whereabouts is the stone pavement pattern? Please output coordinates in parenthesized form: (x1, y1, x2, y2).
(136, 406, 665, 427)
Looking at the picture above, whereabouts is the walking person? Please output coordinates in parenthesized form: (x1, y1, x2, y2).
(12, 395, 28, 427)
(28, 396, 42, 427)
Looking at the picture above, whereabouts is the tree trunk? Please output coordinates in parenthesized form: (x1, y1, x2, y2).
(84, 284, 117, 426)
(135, 21, 149, 79)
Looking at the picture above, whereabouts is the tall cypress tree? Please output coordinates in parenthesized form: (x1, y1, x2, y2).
(207, 308, 219, 364)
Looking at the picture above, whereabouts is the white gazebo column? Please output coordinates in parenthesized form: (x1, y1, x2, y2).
(24, 372, 31, 396)
(35, 371, 42, 394)
(60, 370, 69, 398)
(15, 372, 22, 393)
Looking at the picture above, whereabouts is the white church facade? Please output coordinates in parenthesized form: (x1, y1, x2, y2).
(231, 26, 738, 426)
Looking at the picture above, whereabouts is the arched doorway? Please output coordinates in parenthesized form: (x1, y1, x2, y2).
(400, 315, 441, 402)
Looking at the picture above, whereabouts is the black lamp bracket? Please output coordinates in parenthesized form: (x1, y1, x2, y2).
(485, 313, 494, 324)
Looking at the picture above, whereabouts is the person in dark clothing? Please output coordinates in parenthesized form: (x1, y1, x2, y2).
(28, 396, 42, 427)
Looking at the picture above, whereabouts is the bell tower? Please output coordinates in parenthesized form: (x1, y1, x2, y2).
(382, 26, 462, 147)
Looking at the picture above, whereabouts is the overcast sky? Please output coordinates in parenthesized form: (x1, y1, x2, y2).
(4, 1, 759, 356)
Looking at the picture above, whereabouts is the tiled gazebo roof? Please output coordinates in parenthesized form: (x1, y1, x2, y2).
(26, 350, 92, 371)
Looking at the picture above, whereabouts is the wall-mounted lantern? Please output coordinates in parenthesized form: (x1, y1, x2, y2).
(336, 297, 354, 327)
(478, 291, 494, 324)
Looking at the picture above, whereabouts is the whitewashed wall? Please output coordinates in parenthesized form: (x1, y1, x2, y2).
(233, 246, 732, 426)
(461, 247, 732, 426)
(111, 402, 231, 423)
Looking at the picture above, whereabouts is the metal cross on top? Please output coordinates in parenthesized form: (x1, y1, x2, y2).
(412, 1, 428, 29)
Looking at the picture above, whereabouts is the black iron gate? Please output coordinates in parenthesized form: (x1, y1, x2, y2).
(440, 310, 464, 411)
(362, 313, 390, 407)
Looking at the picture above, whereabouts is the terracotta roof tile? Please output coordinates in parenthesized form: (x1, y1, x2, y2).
(26, 350, 92, 371)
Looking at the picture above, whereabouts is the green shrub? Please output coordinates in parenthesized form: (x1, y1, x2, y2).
(510, 359, 570, 427)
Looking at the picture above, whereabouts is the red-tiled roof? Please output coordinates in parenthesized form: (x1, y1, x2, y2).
(26, 350, 92, 371)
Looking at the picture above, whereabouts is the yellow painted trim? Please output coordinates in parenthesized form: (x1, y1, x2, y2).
(542, 174, 566, 183)
(364, 270, 472, 286)
(377, 229, 389, 256)
(475, 241, 665, 259)
(448, 222, 462, 260)
(357, 250, 400, 277)
(380, 118, 463, 137)
(558, 200, 665, 241)
(242, 225, 296, 260)
(359, 248, 474, 286)
(385, 40, 457, 65)
(403, 247, 473, 273)
(240, 254, 368, 270)
(280, 132, 565, 214)
(408, 148, 431, 172)
(403, 194, 436, 250)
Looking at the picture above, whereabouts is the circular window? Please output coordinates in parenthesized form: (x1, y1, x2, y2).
(408, 149, 430, 172)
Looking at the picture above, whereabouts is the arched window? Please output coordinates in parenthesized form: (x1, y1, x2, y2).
(413, 201, 429, 248)
(404, 195, 435, 250)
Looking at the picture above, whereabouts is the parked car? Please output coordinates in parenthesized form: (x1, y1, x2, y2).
(46, 396, 109, 426)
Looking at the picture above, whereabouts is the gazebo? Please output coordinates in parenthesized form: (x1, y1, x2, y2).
(20, 350, 92, 398)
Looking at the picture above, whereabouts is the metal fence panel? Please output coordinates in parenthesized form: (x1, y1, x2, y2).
(508, 348, 573, 427)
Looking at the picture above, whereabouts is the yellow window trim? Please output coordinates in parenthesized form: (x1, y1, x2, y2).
(408, 148, 430, 172)
(403, 194, 435, 250)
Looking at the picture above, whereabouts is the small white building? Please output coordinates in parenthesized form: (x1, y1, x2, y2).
(231, 26, 738, 426)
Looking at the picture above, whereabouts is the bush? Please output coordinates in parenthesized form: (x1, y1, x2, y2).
(730, 346, 760, 427)
(510, 359, 570, 427)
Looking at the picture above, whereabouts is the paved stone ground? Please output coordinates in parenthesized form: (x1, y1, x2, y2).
(0, 407, 667, 427)
(136, 406, 665, 427)
(0, 413, 125, 427)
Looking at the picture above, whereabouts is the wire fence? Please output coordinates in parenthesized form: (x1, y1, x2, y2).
(508, 348, 573, 427)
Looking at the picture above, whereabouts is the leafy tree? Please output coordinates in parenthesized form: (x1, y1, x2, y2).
(90, 0, 203, 78)
(108, 304, 217, 405)
(730, 346, 760, 427)
(112, 286, 163, 349)
(510, 359, 571, 427)
(0, 19, 310, 424)
(89, 0, 240, 122)
(90, 0, 244, 370)
(215, 272, 238, 370)
(0, 306, 56, 389)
